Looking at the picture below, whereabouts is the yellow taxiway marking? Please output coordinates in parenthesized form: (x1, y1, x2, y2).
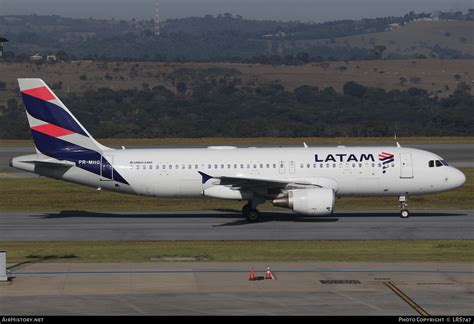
(384, 281, 430, 316)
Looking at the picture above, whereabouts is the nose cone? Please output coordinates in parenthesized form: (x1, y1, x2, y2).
(451, 168, 466, 189)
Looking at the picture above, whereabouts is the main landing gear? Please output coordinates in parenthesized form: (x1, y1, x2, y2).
(242, 199, 264, 222)
(399, 195, 410, 218)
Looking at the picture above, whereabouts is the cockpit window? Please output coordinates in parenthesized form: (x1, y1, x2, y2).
(441, 160, 449, 166)
(428, 160, 434, 168)
(435, 160, 443, 167)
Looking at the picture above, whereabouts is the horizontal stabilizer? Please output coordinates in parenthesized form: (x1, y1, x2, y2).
(19, 157, 76, 168)
(28, 160, 76, 168)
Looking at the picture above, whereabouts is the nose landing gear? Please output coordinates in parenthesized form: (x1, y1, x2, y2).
(399, 195, 409, 218)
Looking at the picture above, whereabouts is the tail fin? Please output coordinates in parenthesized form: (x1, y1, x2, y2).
(18, 78, 110, 156)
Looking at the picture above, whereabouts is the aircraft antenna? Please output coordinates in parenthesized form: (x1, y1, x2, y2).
(154, 0, 160, 37)
(394, 133, 401, 147)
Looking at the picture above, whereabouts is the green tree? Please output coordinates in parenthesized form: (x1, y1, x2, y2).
(176, 82, 187, 95)
(343, 81, 367, 98)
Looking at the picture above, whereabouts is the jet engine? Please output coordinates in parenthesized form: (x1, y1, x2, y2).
(272, 188, 335, 215)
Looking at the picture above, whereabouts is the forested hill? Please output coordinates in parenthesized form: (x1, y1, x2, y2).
(0, 10, 473, 61)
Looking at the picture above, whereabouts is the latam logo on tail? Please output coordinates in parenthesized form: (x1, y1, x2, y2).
(379, 152, 395, 174)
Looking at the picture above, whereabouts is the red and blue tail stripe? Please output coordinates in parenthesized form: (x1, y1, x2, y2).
(18, 78, 128, 185)
(21, 89, 88, 137)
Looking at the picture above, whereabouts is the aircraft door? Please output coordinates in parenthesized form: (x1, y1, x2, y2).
(400, 153, 414, 178)
(289, 161, 296, 174)
(100, 155, 114, 181)
(278, 161, 285, 174)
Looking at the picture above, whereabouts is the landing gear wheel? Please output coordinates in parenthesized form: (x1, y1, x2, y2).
(246, 209, 261, 223)
(400, 209, 410, 218)
(399, 196, 409, 219)
(242, 203, 251, 216)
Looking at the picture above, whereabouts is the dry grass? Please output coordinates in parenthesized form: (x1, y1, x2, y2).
(1, 58, 472, 105)
(327, 20, 473, 56)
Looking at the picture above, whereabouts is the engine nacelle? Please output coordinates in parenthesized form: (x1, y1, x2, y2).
(273, 188, 335, 215)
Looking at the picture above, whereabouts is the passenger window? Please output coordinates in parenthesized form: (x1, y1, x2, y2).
(195, 165, 198, 169)
(149, 165, 153, 170)
(214, 164, 218, 169)
(266, 164, 270, 168)
(429, 160, 434, 168)
(436, 160, 443, 167)
(273, 164, 276, 168)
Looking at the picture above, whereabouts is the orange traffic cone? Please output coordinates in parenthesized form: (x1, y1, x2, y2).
(249, 268, 256, 281)
(265, 266, 272, 280)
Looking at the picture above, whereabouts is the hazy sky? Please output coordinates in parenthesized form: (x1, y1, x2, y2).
(0, 0, 471, 22)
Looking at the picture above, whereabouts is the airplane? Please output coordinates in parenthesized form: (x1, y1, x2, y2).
(10, 79, 466, 222)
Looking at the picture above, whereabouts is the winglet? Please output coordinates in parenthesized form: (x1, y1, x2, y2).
(198, 171, 213, 184)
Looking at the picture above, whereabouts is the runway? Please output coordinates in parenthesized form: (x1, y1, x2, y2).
(1, 210, 473, 241)
(1, 261, 472, 315)
(1, 143, 473, 177)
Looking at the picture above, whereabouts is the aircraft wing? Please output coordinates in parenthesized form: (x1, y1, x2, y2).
(198, 171, 321, 191)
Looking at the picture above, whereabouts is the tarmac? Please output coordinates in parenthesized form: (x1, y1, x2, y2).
(1, 210, 473, 241)
(1, 261, 472, 315)
(1, 143, 473, 315)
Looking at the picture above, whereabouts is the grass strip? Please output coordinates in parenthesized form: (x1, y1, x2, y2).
(2, 240, 473, 263)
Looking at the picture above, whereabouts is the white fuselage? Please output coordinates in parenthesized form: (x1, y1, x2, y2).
(13, 145, 466, 200)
